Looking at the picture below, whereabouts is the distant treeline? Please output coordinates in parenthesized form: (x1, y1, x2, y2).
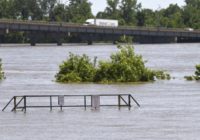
(0, 0, 199, 43)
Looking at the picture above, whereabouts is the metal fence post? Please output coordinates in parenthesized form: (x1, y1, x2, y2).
(14, 96, 16, 111)
(24, 96, 27, 113)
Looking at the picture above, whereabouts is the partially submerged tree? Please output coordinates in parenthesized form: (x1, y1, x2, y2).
(185, 65, 200, 81)
(0, 59, 5, 80)
(55, 44, 170, 83)
(94, 45, 155, 82)
(55, 53, 96, 82)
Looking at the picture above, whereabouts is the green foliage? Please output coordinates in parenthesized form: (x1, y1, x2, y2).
(0, 59, 5, 80)
(118, 35, 133, 43)
(159, 4, 185, 28)
(94, 45, 154, 82)
(183, 0, 200, 29)
(97, 0, 200, 28)
(194, 65, 200, 80)
(56, 44, 170, 83)
(120, 0, 138, 25)
(185, 64, 200, 81)
(136, 9, 156, 26)
(106, 0, 120, 19)
(97, 0, 139, 26)
(2, 0, 200, 43)
(97, 0, 120, 19)
(40, 0, 57, 20)
(3, 32, 26, 43)
(51, 4, 66, 22)
(154, 70, 171, 80)
(55, 53, 96, 82)
(66, 0, 93, 23)
(0, 0, 200, 29)
(0, 0, 16, 18)
(13, 0, 43, 20)
(184, 76, 194, 81)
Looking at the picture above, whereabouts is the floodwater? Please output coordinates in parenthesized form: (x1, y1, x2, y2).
(0, 43, 200, 140)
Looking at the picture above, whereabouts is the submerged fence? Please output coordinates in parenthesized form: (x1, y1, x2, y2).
(2, 94, 140, 112)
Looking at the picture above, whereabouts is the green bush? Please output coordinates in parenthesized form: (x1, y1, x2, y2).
(184, 76, 194, 81)
(195, 65, 200, 80)
(94, 45, 155, 82)
(118, 35, 133, 44)
(154, 70, 171, 80)
(185, 64, 200, 81)
(55, 44, 170, 83)
(55, 53, 96, 82)
(0, 59, 5, 80)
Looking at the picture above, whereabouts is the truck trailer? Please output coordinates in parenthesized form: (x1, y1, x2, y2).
(85, 19, 118, 27)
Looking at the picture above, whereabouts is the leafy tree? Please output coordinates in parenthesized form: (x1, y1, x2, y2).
(55, 53, 96, 82)
(96, 12, 108, 19)
(94, 45, 156, 82)
(39, 0, 57, 21)
(13, 0, 43, 20)
(103, 0, 120, 19)
(185, 0, 200, 7)
(159, 4, 184, 28)
(136, 8, 156, 26)
(0, 0, 7, 18)
(52, 4, 67, 22)
(13, 0, 30, 19)
(56, 44, 170, 83)
(0, 0, 16, 18)
(0, 59, 5, 80)
(185, 65, 200, 81)
(66, 0, 93, 23)
(183, 0, 200, 29)
(97, 0, 124, 24)
(119, 0, 138, 25)
(97, 0, 139, 25)
(195, 65, 200, 80)
(2, 0, 200, 43)
(105, 44, 171, 82)
(28, 0, 43, 20)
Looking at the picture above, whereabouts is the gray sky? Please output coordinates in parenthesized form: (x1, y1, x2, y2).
(61, 0, 186, 15)
(89, 0, 185, 15)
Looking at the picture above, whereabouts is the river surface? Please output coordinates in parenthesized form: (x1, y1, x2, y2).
(0, 43, 200, 140)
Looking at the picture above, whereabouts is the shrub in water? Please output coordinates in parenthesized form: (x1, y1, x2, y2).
(55, 53, 96, 82)
(195, 65, 200, 80)
(56, 44, 170, 83)
(94, 45, 155, 82)
(118, 35, 133, 44)
(185, 64, 200, 81)
(154, 70, 171, 80)
(0, 59, 5, 80)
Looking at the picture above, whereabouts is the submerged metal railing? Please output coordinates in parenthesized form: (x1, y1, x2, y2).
(2, 94, 140, 112)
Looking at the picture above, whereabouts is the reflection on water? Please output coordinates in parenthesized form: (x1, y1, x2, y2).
(0, 43, 200, 140)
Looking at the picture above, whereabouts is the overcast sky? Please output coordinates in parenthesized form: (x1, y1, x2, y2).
(61, 0, 186, 15)
(89, 0, 185, 15)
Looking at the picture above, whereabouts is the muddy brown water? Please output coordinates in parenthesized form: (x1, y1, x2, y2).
(0, 43, 200, 140)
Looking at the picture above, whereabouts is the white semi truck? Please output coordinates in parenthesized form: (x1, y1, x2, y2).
(85, 19, 118, 27)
